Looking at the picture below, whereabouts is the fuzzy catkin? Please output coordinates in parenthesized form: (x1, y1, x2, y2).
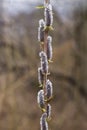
(38, 19, 45, 42)
(47, 36, 53, 61)
(47, 104, 51, 119)
(45, 79, 53, 101)
(44, 4, 53, 27)
(39, 51, 48, 74)
(40, 113, 48, 130)
(38, 67, 44, 86)
(37, 90, 45, 111)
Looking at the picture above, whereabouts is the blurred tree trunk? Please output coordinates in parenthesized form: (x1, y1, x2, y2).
(0, 0, 4, 42)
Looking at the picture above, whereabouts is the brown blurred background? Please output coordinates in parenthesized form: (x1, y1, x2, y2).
(0, 0, 87, 130)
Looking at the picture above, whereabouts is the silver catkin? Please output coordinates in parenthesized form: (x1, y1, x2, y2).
(47, 104, 51, 120)
(39, 51, 48, 74)
(38, 19, 45, 42)
(44, 4, 53, 27)
(40, 113, 48, 130)
(37, 90, 45, 111)
(38, 67, 44, 86)
(45, 79, 53, 101)
(47, 36, 53, 61)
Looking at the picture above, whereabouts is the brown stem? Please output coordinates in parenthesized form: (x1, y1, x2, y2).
(43, 29, 48, 98)
(45, 0, 48, 3)
(44, 30, 48, 53)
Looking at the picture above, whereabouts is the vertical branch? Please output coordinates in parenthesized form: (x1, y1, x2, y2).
(37, 0, 53, 129)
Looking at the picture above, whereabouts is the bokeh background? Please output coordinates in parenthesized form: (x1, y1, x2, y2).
(0, 0, 87, 130)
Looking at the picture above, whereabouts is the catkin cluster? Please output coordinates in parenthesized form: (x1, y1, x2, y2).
(37, 0, 53, 130)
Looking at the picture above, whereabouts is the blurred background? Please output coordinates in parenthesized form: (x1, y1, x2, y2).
(0, 0, 87, 130)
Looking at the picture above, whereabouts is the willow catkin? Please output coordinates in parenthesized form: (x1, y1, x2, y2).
(38, 67, 44, 86)
(40, 113, 48, 130)
(45, 79, 53, 101)
(38, 19, 45, 43)
(37, 90, 45, 112)
(47, 104, 51, 120)
(47, 36, 53, 61)
(44, 4, 53, 27)
(39, 51, 48, 74)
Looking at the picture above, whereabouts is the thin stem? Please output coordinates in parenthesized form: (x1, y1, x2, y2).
(45, 0, 48, 3)
(43, 29, 48, 98)
(44, 30, 48, 53)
